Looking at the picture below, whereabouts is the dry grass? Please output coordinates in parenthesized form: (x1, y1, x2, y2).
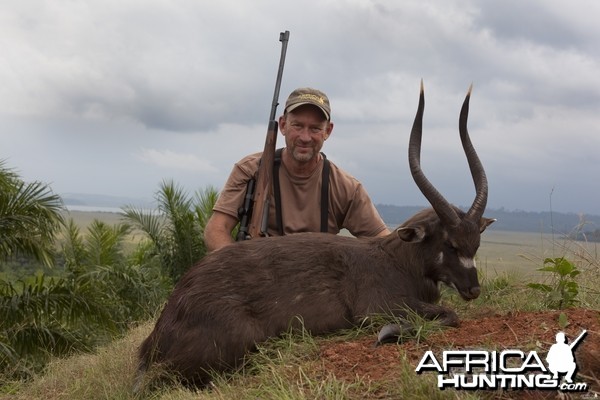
(1, 323, 150, 400)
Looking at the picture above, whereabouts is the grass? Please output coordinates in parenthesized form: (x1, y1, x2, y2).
(1, 323, 148, 399)
(60, 211, 126, 232)
(0, 320, 495, 400)
(3, 225, 599, 400)
(4, 287, 598, 399)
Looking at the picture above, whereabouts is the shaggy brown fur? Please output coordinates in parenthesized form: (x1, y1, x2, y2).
(135, 207, 493, 387)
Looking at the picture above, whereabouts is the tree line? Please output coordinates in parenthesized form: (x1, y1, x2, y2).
(376, 204, 600, 238)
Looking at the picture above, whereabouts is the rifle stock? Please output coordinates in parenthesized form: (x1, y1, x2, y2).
(241, 31, 290, 240)
(248, 120, 278, 238)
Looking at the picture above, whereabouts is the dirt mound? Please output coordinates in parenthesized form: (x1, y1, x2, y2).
(320, 308, 599, 398)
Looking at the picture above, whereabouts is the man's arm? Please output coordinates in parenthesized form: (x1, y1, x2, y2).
(204, 211, 239, 252)
(344, 183, 391, 238)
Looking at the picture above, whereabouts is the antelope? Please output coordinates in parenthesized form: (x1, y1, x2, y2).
(134, 82, 494, 389)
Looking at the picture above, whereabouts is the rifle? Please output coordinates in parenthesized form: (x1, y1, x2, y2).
(569, 329, 587, 350)
(236, 30, 290, 241)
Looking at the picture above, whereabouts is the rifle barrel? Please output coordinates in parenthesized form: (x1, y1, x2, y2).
(269, 31, 290, 122)
(569, 329, 587, 349)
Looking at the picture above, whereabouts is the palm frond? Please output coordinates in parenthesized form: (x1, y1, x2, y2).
(0, 176, 65, 267)
(121, 206, 164, 243)
(194, 185, 219, 230)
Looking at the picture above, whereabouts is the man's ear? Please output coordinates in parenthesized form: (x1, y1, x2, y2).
(325, 121, 334, 139)
(279, 115, 287, 135)
(480, 217, 496, 233)
(396, 226, 426, 243)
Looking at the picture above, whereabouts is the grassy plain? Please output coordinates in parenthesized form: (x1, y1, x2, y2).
(478, 228, 599, 280)
(59, 210, 146, 250)
(61, 210, 127, 232)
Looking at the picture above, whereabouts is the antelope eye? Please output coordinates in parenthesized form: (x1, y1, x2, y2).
(445, 242, 458, 254)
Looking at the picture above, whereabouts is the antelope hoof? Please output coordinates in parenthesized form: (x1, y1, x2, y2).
(376, 323, 413, 346)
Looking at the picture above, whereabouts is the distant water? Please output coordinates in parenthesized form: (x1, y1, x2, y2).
(65, 205, 161, 215)
(65, 205, 125, 213)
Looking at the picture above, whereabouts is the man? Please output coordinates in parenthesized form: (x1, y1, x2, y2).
(204, 87, 391, 252)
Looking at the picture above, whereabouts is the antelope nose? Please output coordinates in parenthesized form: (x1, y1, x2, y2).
(470, 286, 481, 298)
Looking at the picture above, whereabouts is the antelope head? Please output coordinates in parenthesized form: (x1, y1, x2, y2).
(399, 81, 495, 301)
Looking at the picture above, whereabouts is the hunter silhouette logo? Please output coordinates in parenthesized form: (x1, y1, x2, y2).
(415, 329, 589, 392)
(546, 330, 587, 384)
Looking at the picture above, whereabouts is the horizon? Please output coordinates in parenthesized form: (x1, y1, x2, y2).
(61, 191, 600, 218)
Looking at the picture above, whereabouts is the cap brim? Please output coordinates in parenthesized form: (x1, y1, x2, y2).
(286, 102, 330, 120)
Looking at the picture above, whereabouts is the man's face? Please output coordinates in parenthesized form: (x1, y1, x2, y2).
(280, 105, 333, 162)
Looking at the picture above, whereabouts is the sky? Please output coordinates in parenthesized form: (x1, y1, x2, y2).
(1, 0, 599, 216)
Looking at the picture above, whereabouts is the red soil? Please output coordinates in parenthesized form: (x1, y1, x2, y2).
(319, 308, 599, 399)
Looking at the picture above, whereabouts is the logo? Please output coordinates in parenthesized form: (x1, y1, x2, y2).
(415, 329, 588, 392)
(297, 93, 325, 105)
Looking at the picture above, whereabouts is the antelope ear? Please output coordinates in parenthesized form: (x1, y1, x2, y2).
(480, 217, 496, 233)
(396, 226, 426, 243)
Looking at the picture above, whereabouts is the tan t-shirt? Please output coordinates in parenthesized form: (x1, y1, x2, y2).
(213, 151, 388, 237)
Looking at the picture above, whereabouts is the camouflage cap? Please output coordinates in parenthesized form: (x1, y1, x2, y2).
(284, 88, 331, 120)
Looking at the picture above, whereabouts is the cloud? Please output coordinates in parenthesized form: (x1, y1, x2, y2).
(136, 148, 217, 173)
(1, 0, 599, 215)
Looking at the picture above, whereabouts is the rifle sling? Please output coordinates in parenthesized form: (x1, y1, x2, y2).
(273, 148, 330, 235)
